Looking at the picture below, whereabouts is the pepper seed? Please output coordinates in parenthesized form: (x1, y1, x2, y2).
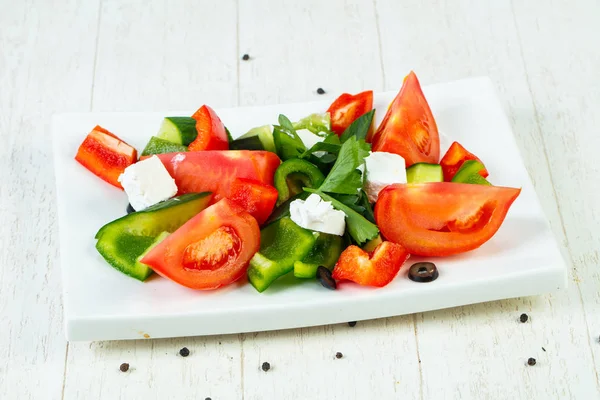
(179, 347, 190, 357)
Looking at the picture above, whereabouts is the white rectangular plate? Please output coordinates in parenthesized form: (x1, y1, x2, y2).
(53, 77, 567, 341)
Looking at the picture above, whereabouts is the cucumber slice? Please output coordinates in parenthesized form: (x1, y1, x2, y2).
(293, 113, 331, 134)
(406, 163, 444, 183)
(141, 136, 187, 156)
(129, 231, 170, 281)
(451, 160, 491, 185)
(230, 125, 276, 152)
(95, 193, 211, 281)
(156, 117, 197, 145)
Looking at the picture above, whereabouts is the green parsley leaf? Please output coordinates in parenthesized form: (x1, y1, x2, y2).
(304, 189, 379, 245)
(340, 110, 375, 143)
(318, 136, 371, 195)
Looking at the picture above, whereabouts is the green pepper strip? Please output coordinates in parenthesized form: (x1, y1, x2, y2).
(273, 159, 325, 205)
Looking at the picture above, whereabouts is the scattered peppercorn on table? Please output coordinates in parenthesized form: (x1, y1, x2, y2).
(3, 1, 600, 400)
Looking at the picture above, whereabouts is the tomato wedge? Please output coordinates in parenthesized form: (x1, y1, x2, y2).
(332, 242, 409, 287)
(327, 90, 373, 136)
(375, 183, 521, 256)
(188, 105, 229, 151)
(156, 150, 281, 202)
(371, 72, 440, 166)
(228, 178, 278, 225)
(75, 125, 137, 189)
(440, 141, 489, 181)
(141, 199, 260, 290)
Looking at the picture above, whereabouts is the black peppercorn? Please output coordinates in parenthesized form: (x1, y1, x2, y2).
(527, 357, 536, 366)
(119, 363, 129, 372)
(317, 88, 325, 95)
(348, 321, 357, 327)
(520, 313, 528, 323)
(261, 361, 271, 372)
(335, 352, 343, 359)
(179, 347, 190, 357)
(242, 54, 250, 61)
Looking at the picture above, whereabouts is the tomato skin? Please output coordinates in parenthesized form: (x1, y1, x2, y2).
(371, 71, 440, 166)
(375, 183, 521, 256)
(327, 90, 374, 136)
(141, 199, 260, 290)
(75, 125, 137, 189)
(189, 105, 229, 151)
(332, 242, 410, 287)
(228, 178, 278, 225)
(440, 141, 489, 181)
(156, 150, 281, 202)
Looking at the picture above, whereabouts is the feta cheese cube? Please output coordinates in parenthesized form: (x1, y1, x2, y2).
(362, 151, 407, 203)
(289, 194, 346, 236)
(118, 155, 178, 211)
(295, 128, 326, 149)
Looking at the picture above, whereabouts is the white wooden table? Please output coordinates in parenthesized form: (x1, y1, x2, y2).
(2, 0, 599, 398)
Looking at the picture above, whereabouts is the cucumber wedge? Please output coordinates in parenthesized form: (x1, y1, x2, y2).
(95, 193, 211, 281)
(451, 160, 491, 185)
(129, 231, 170, 281)
(406, 163, 444, 183)
(230, 125, 276, 152)
(157, 117, 197, 145)
(141, 136, 187, 156)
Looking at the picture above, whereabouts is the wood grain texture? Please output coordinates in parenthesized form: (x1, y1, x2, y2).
(0, 1, 99, 399)
(375, 0, 600, 399)
(61, 1, 244, 399)
(512, 0, 600, 390)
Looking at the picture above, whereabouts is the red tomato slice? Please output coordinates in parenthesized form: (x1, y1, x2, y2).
(228, 178, 278, 225)
(375, 183, 521, 256)
(189, 105, 229, 151)
(156, 150, 281, 202)
(141, 199, 260, 290)
(440, 141, 489, 181)
(75, 125, 137, 189)
(327, 90, 374, 136)
(371, 72, 440, 166)
(332, 242, 410, 287)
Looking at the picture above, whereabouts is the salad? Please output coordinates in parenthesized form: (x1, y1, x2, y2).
(74, 71, 521, 292)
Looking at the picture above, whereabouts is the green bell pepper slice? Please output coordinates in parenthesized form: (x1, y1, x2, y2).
(293, 232, 344, 278)
(247, 217, 316, 292)
(273, 159, 325, 205)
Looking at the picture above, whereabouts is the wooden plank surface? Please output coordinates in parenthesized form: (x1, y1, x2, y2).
(1, 0, 599, 399)
(0, 1, 99, 399)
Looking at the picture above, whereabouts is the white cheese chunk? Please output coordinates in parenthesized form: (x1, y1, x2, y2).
(296, 128, 326, 149)
(289, 194, 346, 236)
(362, 151, 407, 203)
(118, 155, 178, 211)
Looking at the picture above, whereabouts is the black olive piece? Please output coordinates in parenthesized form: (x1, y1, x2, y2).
(242, 54, 250, 61)
(520, 313, 529, 323)
(317, 87, 325, 95)
(261, 362, 271, 372)
(119, 363, 129, 372)
(527, 357, 536, 366)
(335, 352, 343, 359)
(317, 266, 336, 290)
(126, 203, 135, 214)
(408, 262, 439, 283)
(179, 347, 190, 357)
(348, 321, 357, 327)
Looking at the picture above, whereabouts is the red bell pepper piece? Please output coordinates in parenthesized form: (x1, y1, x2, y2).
(440, 141, 489, 181)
